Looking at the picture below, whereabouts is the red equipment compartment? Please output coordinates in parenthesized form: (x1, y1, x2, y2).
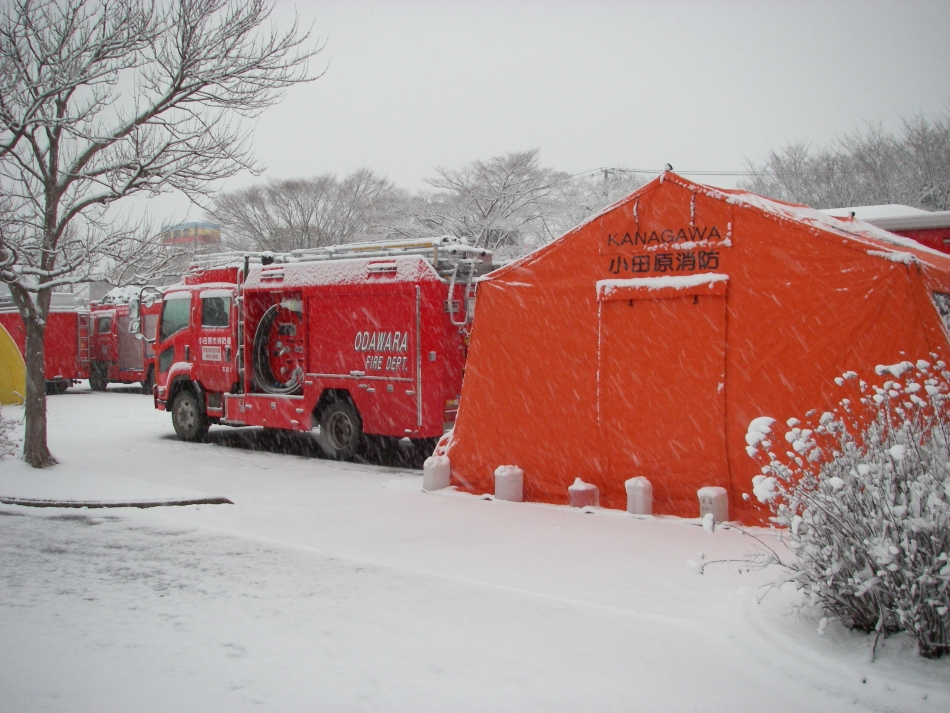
(236, 257, 456, 439)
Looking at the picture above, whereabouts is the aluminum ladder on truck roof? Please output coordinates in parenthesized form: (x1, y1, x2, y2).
(187, 237, 496, 329)
(188, 236, 496, 280)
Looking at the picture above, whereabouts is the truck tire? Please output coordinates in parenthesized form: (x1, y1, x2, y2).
(141, 366, 154, 395)
(171, 390, 209, 442)
(89, 364, 108, 392)
(319, 400, 362, 460)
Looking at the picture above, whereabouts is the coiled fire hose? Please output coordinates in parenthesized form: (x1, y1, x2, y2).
(251, 303, 303, 395)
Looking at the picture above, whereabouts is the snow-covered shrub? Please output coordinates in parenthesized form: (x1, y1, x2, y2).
(0, 406, 21, 459)
(746, 359, 950, 658)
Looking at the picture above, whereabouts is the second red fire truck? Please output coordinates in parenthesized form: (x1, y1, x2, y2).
(134, 238, 492, 459)
(89, 292, 161, 392)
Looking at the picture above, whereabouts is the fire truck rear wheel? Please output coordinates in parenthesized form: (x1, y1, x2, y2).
(319, 401, 362, 460)
(45, 380, 69, 396)
(89, 364, 108, 392)
(171, 390, 209, 442)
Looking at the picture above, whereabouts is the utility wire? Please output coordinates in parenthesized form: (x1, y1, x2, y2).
(569, 167, 775, 180)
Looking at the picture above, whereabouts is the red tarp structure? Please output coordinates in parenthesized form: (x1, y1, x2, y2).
(444, 173, 950, 524)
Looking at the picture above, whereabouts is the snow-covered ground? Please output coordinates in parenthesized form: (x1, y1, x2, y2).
(1, 386, 948, 712)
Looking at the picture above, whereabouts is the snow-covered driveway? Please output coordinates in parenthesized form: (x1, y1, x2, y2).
(1, 387, 947, 712)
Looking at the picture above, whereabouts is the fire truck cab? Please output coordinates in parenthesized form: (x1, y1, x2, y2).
(138, 238, 491, 459)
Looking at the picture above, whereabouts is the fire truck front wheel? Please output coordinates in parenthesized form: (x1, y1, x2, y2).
(319, 400, 362, 460)
(171, 390, 209, 442)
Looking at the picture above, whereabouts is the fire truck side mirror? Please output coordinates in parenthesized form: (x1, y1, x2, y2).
(129, 318, 141, 335)
(129, 299, 140, 321)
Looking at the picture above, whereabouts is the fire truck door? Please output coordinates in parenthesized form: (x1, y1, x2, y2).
(92, 314, 115, 363)
(116, 313, 144, 370)
(142, 312, 159, 359)
(196, 290, 237, 393)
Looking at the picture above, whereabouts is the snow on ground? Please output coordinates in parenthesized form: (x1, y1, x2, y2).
(1, 385, 948, 712)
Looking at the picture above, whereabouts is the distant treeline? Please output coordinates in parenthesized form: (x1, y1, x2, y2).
(209, 150, 644, 258)
(211, 111, 950, 258)
(742, 111, 950, 211)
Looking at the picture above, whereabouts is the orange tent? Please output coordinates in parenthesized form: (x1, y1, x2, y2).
(443, 172, 950, 524)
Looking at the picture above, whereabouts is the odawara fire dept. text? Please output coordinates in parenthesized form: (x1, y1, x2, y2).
(354, 330, 410, 372)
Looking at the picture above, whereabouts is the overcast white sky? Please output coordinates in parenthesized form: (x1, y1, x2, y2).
(168, 0, 950, 221)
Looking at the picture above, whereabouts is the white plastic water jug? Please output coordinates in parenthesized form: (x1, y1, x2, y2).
(423, 455, 451, 491)
(493, 465, 524, 502)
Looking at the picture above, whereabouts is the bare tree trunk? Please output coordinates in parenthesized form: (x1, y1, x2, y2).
(9, 284, 56, 467)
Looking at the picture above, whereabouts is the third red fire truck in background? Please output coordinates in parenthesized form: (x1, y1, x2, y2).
(134, 237, 493, 458)
(0, 293, 89, 394)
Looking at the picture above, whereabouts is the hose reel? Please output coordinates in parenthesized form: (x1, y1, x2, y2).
(251, 299, 304, 395)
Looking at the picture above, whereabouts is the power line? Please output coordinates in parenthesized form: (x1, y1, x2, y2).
(570, 167, 774, 180)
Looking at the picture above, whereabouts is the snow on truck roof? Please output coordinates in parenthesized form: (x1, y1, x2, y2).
(823, 204, 950, 231)
(822, 204, 930, 220)
(242, 255, 441, 291)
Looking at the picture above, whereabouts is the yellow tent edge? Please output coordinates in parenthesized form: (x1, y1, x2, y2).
(0, 320, 26, 405)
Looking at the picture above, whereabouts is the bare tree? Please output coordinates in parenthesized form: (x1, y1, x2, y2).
(0, 0, 319, 467)
(395, 150, 569, 256)
(213, 153, 649, 261)
(211, 169, 401, 251)
(551, 168, 646, 233)
(743, 112, 950, 211)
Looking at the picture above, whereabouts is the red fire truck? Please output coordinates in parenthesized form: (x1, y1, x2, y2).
(135, 238, 492, 459)
(88, 292, 161, 392)
(0, 293, 90, 394)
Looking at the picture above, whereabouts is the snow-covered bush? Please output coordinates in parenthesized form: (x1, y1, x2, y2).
(746, 359, 950, 658)
(0, 406, 21, 459)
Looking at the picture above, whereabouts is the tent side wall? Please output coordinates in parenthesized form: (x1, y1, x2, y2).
(720, 208, 948, 522)
(449, 238, 605, 505)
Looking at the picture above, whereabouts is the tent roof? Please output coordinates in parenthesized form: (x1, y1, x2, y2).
(485, 172, 950, 281)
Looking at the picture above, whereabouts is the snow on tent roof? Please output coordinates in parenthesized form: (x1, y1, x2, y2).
(483, 173, 950, 282)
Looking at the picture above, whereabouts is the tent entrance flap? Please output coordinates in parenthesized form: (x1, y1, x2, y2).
(596, 279, 729, 517)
